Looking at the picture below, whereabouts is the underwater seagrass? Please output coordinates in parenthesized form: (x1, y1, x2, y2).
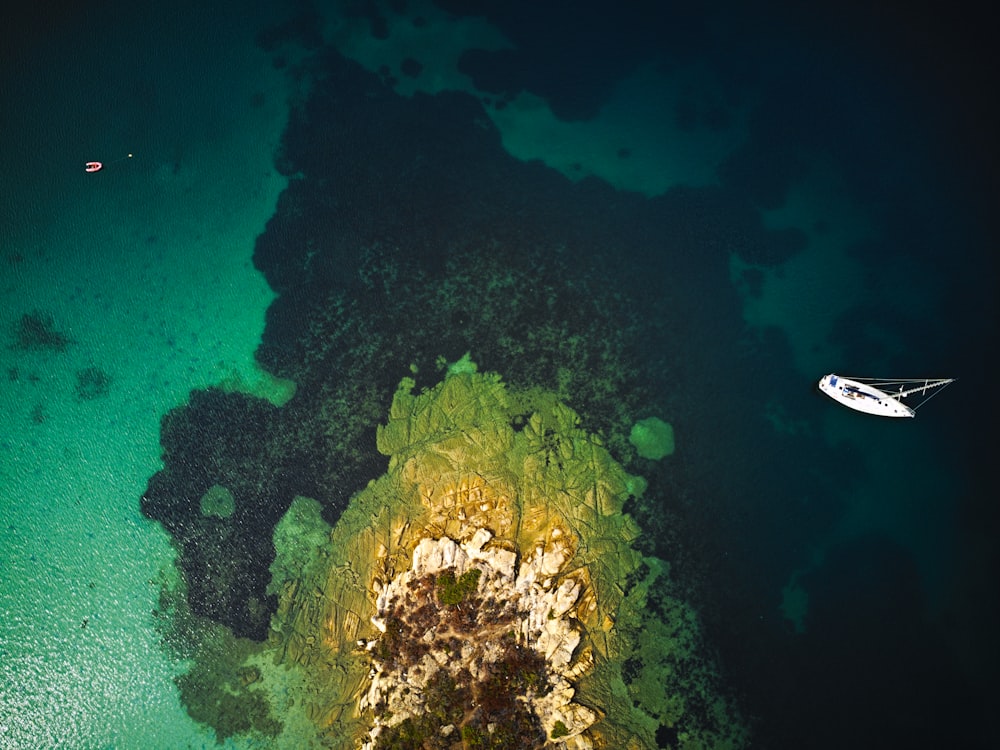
(167, 363, 747, 748)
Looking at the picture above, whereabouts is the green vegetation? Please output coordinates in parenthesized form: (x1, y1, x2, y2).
(424, 670, 469, 727)
(460, 724, 485, 746)
(435, 568, 481, 606)
(551, 720, 569, 739)
(374, 668, 474, 749)
(371, 590, 549, 750)
(377, 716, 428, 749)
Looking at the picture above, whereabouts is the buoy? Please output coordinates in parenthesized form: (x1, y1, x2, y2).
(85, 154, 133, 173)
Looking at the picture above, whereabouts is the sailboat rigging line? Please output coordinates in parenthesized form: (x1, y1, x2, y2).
(911, 380, 954, 410)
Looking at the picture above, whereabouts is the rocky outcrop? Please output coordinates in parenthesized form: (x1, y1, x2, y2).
(181, 365, 746, 748)
(262, 368, 651, 747)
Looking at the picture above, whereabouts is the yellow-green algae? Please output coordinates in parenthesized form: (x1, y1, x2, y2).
(171, 367, 747, 748)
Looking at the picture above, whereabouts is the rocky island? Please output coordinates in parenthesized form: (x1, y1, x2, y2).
(161, 363, 748, 748)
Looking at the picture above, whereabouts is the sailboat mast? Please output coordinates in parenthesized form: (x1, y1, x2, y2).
(894, 378, 954, 399)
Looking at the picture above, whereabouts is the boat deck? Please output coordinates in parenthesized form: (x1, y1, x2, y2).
(818, 374, 915, 417)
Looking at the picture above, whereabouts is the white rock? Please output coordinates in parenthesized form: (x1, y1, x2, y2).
(552, 578, 581, 617)
(490, 548, 517, 579)
(540, 544, 566, 577)
(465, 527, 492, 555)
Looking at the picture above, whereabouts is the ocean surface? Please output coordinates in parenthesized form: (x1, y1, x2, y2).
(1, 1, 997, 748)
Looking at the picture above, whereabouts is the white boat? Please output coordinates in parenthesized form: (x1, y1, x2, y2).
(817, 374, 955, 418)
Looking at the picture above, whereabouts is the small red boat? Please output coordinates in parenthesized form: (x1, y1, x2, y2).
(85, 161, 103, 173)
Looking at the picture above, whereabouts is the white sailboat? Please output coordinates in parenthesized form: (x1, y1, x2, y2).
(817, 374, 955, 418)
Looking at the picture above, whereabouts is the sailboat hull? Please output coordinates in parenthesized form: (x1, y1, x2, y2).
(817, 374, 915, 418)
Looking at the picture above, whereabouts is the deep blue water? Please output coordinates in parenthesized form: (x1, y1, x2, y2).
(2, 1, 997, 748)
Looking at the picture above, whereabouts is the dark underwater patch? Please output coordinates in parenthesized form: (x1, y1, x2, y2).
(74, 366, 111, 401)
(437, 0, 708, 122)
(11, 310, 72, 352)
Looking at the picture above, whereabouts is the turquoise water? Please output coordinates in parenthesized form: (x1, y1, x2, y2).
(2, 1, 996, 748)
(1, 2, 286, 746)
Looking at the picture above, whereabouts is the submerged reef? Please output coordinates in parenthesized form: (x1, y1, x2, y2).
(629, 417, 675, 461)
(164, 366, 747, 748)
(199, 483, 236, 519)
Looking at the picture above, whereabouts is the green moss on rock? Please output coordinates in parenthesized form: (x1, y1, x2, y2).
(435, 568, 481, 606)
